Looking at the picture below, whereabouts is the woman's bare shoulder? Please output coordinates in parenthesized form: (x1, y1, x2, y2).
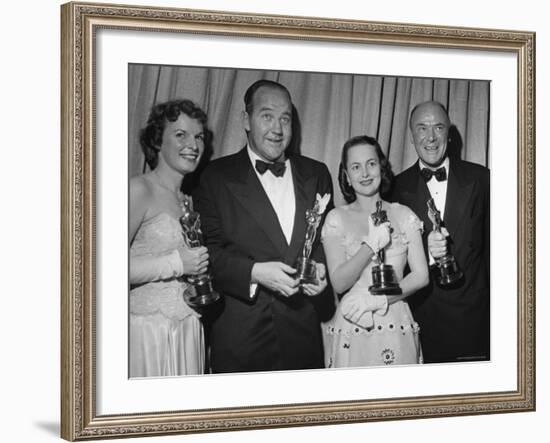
(130, 174, 154, 196)
(130, 174, 156, 212)
(326, 204, 352, 222)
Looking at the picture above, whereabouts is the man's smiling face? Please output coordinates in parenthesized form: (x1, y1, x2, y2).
(244, 86, 292, 163)
(410, 102, 450, 168)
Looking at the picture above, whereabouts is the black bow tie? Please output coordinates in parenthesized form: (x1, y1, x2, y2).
(255, 159, 286, 177)
(421, 167, 447, 182)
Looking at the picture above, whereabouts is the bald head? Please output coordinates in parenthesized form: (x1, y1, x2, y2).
(409, 101, 450, 130)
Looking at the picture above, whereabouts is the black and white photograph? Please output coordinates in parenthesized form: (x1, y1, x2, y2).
(128, 64, 490, 377)
(54, 1, 538, 441)
(3, 0, 547, 439)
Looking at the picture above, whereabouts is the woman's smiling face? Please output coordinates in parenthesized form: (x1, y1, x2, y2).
(345, 143, 382, 197)
(158, 113, 205, 175)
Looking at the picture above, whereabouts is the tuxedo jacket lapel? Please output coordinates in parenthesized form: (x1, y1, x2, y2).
(283, 158, 314, 265)
(414, 168, 433, 230)
(226, 149, 289, 257)
(398, 162, 432, 231)
(398, 160, 474, 238)
(443, 159, 474, 237)
(224, 149, 320, 265)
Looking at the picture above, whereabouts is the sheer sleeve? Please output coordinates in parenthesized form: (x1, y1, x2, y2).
(321, 209, 343, 243)
(129, 249, 184, 285)
(399, 207, 424, 246)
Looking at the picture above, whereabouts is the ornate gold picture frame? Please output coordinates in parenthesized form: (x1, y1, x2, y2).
(61, 1, 535, 440)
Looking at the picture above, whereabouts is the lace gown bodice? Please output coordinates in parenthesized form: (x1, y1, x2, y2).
(131, 212, 184, 256)
(130, 213, 195, 321)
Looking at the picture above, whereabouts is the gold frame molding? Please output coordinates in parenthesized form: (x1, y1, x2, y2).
(60, 1, 536, 440)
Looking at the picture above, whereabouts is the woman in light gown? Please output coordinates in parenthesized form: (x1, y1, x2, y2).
(129, 99, 211, 377)
(322, 135, 429, 368)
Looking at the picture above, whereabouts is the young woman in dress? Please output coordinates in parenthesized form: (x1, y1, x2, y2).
(129, 99, 210, 377)
(322, 135, 429, 368)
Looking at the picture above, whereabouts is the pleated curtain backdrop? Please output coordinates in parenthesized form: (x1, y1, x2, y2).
(129, 64, 489, 206)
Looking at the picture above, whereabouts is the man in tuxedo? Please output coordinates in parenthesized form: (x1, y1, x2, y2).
(391, 100, 490, 364)
(194, 80, 334, 373)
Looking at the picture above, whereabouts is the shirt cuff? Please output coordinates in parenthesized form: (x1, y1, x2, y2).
(428, 250, 435, 266)
(249, 283, 258, 299)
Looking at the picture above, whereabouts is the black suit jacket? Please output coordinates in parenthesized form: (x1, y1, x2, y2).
(391, 158, 490, 363)
(194, 147, 335, 373)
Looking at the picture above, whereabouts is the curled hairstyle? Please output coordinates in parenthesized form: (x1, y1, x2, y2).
(243, 79, 292, 114)
(338, 135, 394, 203)
(139, 99, 210, 170)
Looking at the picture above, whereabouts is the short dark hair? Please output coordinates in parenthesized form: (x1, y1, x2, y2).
(243, 79, 292, 114)
(139, 99, 209, 170)
(409, 100, 450, 131)
(338, 135, 394, 203)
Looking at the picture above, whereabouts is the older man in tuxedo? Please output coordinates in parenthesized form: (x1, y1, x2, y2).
(194, 80, 334, 373)
(391, 100, 490, 364)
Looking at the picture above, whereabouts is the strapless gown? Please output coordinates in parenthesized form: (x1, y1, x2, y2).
(130, 213, 204, 377)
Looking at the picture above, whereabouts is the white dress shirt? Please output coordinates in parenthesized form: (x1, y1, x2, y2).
(247, 146, 296, 297)
(419, 157, 449, 265)
(247, 146, 296, 243)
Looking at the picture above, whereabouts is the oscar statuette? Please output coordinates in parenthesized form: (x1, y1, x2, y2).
(179, 196, 220, 307)
(295, 193, 331, 285)
(427, 198, 464, 285)
(368, 201, 402, 295)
